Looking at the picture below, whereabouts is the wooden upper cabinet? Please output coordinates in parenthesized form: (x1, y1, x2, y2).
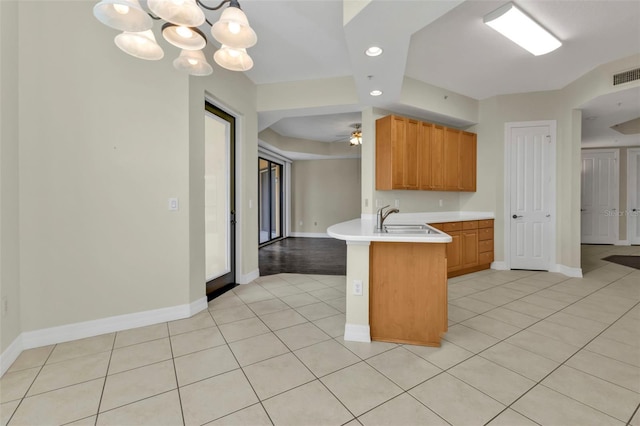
(376, 114, 476, 192)
(418, 122, 432, 190)
(444, 128, 460, 191)
(431, 125, 445, 190)
(459, 131, 477, 192)
(376, 115, 418, 190)
(404, 119, 419, 189)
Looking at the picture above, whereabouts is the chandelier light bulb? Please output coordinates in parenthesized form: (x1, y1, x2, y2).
(176, 26, 193, 38)
(228, 21, 241, 34)
(188, 58, 199, 65)
(113, 4, 130, 14)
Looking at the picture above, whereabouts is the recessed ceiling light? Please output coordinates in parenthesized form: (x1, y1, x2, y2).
(370, 90, 383, 96)
(365, 46, 383, 57)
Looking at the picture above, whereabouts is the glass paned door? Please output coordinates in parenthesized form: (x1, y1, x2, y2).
(259, 158, 283, 245)
(205, 102, 235, 296)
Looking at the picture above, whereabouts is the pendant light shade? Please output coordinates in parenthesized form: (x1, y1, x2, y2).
(173, 49, 213, 76)
(93, 0, 152, 32)
(115, 30, 164, 60)
(162, 23, 207, 50)
(213, 45, 253, 71)
(211, 5, 257, 49)
(148, 0, 206, 27)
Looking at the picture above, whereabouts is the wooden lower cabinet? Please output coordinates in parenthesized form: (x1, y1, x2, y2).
(431, 219, 494, 278)
(369, 242, 447, 347)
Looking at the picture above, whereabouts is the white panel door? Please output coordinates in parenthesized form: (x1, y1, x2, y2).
(509, 125, 553, 271)
(581, 150, 619, 244)
(628, 148, 640, 245)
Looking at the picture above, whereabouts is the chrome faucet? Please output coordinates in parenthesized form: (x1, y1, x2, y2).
(376, 205, 399, 230)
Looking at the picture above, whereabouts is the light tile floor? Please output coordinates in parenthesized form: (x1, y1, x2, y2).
(1, 245, 639, 425)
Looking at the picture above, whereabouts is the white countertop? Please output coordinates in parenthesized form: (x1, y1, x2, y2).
(326, 211, 494, 243)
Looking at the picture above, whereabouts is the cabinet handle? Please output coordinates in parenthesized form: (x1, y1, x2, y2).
(512, 214, 523, 219)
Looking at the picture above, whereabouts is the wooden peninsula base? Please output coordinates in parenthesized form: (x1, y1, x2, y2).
(369, 242, 447, 346)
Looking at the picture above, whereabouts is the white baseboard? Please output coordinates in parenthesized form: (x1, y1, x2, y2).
(492, 261, 582, 278)
(491, 261, 508, 271)
(238, 269, 260, 284)
(1, 297, 207, 377)
(289, 232, 330, 238)
(550, 264, 583, 278)
(616, 240, 631, 246)
(343, 323, 371, 343)
(0, 334, 23, 377)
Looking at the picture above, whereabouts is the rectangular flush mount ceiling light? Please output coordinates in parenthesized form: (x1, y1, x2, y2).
(484, 2, 561, 56)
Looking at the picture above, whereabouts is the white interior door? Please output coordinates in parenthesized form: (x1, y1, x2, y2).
(628, 148, 640, 245)
(581, 149, 619, 244)
(507, 123, 554, 271)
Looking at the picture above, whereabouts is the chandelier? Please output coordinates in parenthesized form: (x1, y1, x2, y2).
(350, 124, 362, 146)
(93, 0, 257, 76)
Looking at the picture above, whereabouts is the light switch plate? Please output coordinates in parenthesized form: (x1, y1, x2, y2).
(168, 198, 179, 211)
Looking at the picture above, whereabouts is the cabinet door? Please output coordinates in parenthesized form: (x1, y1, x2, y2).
(446, 231, 462, 272)
(431, 125, 445, 190)
(404, 118, 419, 189)
(461, 229, 479, 269)
(391, 116, 405, 189)
(444, 128, 460, 191)
(459, 131, 477, 191)
(419, 122, 432, 190)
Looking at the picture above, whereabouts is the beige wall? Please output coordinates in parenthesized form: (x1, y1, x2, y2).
(17, 1, 192, 331)
(6, 0, 258, 343)
(0, 0, 21, 352)
(292, 159, 361, 234)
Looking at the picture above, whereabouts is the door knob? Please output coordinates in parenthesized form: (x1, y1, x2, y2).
(512, 214, 523, 219)
(633, 209, 638, 212)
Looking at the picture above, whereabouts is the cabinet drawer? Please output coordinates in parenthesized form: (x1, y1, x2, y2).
(478, 219, 494, 229)
(478, 251, 494, 264)
(462, 220, 478, 230)
(478, 228, 493, 241)
(436, 222, 462, 232)
(479, 239, 493, 253)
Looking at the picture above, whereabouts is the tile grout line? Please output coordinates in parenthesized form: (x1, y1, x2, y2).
(5, 343, 57, 426)
(92, 333, 117, 425)
(483, 298, 640, 425)
(165, 321, 186, 426)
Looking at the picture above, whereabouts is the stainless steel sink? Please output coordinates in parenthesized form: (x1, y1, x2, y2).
(382, 224, 439, 234)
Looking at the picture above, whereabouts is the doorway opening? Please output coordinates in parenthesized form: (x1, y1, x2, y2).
(204, 101, 236, 298)
(258, 157, 283, 246)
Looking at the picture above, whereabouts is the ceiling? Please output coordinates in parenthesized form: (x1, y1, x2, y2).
(200, 0, 640, 149)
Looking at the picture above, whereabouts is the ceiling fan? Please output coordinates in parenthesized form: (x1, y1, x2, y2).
(333, 123, 362, 146)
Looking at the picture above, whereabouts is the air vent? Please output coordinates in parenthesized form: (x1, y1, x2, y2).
(613, 68, 640, 86)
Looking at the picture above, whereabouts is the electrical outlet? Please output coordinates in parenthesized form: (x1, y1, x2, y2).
(299, 221, 303, 226)
(394, 199, 400, 208)
(439, 199, 443, 207)
(365, 198, 369, 207)
(353, 280, 363, 296)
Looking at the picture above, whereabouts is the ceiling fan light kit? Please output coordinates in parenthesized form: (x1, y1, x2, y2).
(484, 2, 561, 56)
(350, 124, 363, 146)
(93, 0, 257, 76)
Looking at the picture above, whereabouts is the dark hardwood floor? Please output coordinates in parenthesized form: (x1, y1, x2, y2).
(259, 237, 347, 276)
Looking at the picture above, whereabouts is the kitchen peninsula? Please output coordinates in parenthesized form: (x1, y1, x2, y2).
(327, 211, 494, 346)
